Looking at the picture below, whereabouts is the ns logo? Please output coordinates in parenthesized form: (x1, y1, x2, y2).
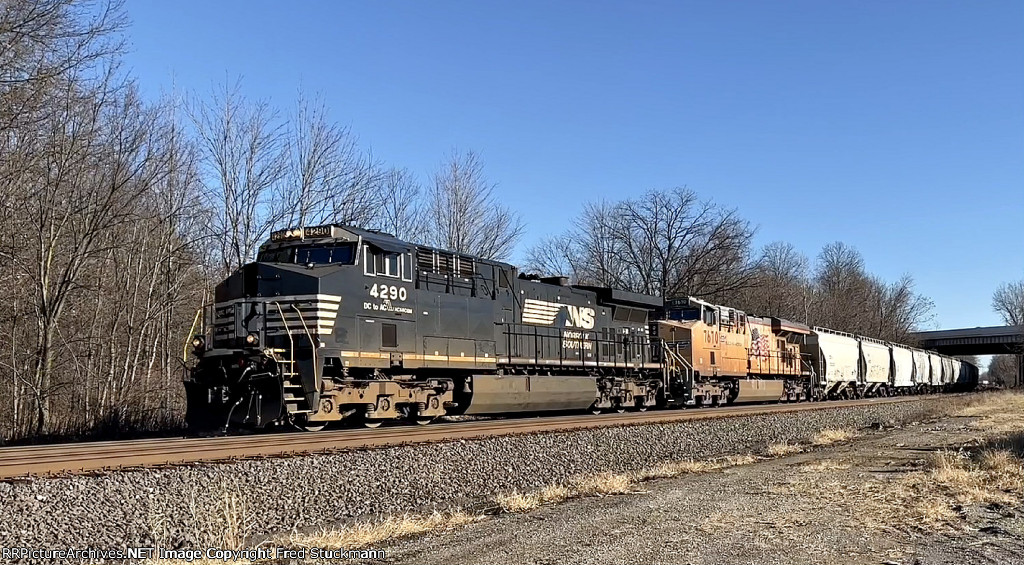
(565, 305, 596, 329)
(522, 299, 596, 330)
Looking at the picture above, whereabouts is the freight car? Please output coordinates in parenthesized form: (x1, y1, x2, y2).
(802, 328, 974, 398)
(183, 224, 976, 431)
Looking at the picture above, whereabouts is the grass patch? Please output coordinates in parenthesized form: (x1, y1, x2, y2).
(765, 441, 802, 457)
(633, 454, 758, 481)
(890, 447, 1024, 528)
(799, 459, 851, 472)
(498, 456, 762, 514)
(283, 511, 483, 551)
(145, 480, 256, 564)
(495, 484, 572, 512)
(780, 391, 1024, 532)
(494, 473, 634, 515)
(954, 391, 1024, 434)
(810, 428, 858, 446)
(573, 472, 635, 495)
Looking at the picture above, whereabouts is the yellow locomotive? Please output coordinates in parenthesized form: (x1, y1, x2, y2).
(655, 297, 811, 405)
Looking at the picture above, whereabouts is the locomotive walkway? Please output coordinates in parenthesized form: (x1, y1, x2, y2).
(0, 396, 930, 480)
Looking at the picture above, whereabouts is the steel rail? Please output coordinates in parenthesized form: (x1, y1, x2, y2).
(0, 396, 930, 480)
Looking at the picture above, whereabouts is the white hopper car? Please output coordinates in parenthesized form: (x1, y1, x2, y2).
(804, 327, 974, 399)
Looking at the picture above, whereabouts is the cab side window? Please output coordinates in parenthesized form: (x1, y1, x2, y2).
(373, 252, 401, 278)
(363, 245, 409, 280)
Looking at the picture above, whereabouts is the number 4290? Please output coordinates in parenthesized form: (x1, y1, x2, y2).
(369, 284, 407, 301)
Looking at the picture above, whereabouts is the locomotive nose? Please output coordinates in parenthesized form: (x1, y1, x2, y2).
(215, 262, 319, 303)
(210, 262, 322, 350)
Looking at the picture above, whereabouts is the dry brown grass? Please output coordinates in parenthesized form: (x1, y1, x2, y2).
(782, 446, 1024, 532)
(765, 441, 802, 457)
(775, 391, 1024, 533)
(495, 490, 540, 513)
(954, 391, 1024, 434)
(494, 472, 633, 515)
(892, 447, 1024, 527)
(798, 459, 851, 472)
(537, 483, 573, 503)
(499, 456, 761, 514)
(144, 481, 257, 565)
(284, 510, 483, 551)
(495, 473, 634, 515)
(573, 472, 635, 495)
(495, 484, 573, 512)
(810, 428, 858, 446)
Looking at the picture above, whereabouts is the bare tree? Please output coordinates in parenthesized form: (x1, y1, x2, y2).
(874, 275, 934, 342)
(7, 74, 170, 434)
(526, 187, 757, 300)
(986, 355, 1019, 387)
(280, 91, 382, 228)
(0, 0, 126, 133)
(375, 167, 424, 241)
(525, 233, 581, 280)
(804, 243, 932, 340)
(810, 242, 871, 331)
(189, 79, 289, 275)
(427, 149, 524, 259)
(993, 280, 1024, 326)
(736, 241, 809, 320)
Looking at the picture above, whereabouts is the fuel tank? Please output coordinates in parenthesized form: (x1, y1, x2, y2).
(460, 375, 599, 414)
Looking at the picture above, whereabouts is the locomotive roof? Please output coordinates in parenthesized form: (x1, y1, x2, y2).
(572, 285, 663, 309)
(263, 223, 515, 268)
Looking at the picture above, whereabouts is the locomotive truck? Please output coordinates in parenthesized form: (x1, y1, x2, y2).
(184, 224, 975, 431)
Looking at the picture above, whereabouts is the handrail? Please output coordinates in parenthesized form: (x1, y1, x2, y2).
(182, 307, 203, 363)
(291, 303, 318, 381)
(659, 339, 693, 386)
(272, 302, 295, 371)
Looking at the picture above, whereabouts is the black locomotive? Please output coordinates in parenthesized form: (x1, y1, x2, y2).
(185, 225, 667, 430)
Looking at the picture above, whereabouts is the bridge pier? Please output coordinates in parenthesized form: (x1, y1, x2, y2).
(1018, 354, 1023, 388)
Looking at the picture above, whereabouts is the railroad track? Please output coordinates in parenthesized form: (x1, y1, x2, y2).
(0, 396, 930, 480)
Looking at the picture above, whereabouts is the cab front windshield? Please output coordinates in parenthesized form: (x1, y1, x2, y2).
(670, 308, 701, 321)
(259, 243, 355, 265)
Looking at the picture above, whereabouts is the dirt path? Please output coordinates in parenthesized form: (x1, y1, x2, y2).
(366, 412, 1024, 565)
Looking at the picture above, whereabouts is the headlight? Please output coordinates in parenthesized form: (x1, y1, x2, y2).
(245, 332, 259, 346)
(191, 336, 205, 350)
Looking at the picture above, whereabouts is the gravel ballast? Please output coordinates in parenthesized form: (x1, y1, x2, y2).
(0, 398, 950, 561)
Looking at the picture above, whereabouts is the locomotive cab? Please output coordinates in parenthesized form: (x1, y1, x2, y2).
(185, 225, 402, 431)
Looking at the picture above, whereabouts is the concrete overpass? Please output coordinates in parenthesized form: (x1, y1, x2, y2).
(911, 325, 1024, 386)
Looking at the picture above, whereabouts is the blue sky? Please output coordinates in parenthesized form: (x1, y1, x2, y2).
(123, 0, 1022, 330)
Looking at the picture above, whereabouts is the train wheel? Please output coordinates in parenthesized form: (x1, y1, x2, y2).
(291, 417, 327, 432)
(363, 419, 384, 428)
(413, 417, 434, 426)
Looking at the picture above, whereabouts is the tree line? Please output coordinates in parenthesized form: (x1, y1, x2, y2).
(0, 1, 1013, 443)
(0, 0, 521, 442)
(525, 187, 934, 344)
